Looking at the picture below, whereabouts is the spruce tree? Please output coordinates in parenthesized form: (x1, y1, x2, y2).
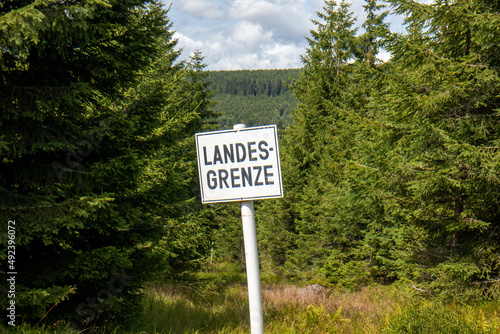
(259, 0, 363, 279)
(0, 0, 215, 326)
(358, 0, 390, 64)
(261, 0, 499, 300)
(367, 0, 500, 300)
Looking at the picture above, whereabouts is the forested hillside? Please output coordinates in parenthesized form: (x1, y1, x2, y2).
(208, 69, 300, 129)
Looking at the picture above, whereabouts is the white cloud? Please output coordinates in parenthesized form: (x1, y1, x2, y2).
(264, 43, 304, 67)
(169, 0, 313, 69)
(229, 0, 313, 42)
(173, 31, 201, 54)
(174, 27, 303, 70)
(232, 21, 273, 46)
(168, 0, 403, 70)
(377, 49, 391, 63)
(179, 0, 223, 19)
(213, 53, 260, 70)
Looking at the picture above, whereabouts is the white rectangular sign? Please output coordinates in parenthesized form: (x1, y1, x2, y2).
(196, 125, 283, 203)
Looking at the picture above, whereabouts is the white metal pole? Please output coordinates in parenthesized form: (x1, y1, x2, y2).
(241, 200, 264, 334)
(234, 124, 264, 334)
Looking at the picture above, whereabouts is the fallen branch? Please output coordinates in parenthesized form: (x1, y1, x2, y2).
(409, 284, 428, 293)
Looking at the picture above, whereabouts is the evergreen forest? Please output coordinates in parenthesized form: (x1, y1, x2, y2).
(208, 69, 300, 130)
(1, 0, 499, 333)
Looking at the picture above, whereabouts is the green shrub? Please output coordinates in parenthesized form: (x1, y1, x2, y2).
(383, 301, 496, 334)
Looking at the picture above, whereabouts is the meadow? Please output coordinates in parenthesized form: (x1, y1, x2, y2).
(7, 262, 499, 334)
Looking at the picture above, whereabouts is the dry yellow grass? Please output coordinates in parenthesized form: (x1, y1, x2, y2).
(258, 284, 403, 334)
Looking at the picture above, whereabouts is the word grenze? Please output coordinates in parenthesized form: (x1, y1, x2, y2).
(203, 141, 274, 190)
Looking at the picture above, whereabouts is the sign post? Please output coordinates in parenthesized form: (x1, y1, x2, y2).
(195, 124, 283, 334)
(241, 199, 263, 334)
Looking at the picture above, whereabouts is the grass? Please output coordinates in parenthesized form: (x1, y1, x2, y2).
(122, 263, 500, 334)
(384, 300, 500, 334)
(3, 262, 500, 333)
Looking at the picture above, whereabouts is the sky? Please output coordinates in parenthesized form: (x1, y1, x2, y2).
(164, 0, 406, 71)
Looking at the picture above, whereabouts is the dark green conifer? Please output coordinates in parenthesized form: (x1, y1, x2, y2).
(369, 0, 500, 300)
(0, 0, 215, 326)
